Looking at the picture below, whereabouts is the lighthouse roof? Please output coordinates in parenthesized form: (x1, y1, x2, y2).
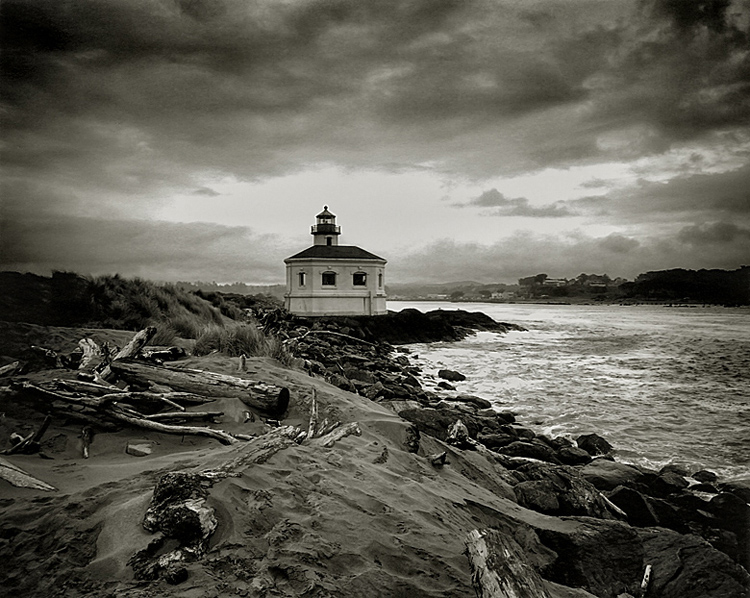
(285, 245, 385, 262)
(316, 205, 336, 219)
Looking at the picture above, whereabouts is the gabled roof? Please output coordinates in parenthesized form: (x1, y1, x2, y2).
(285, 245, 386, 262)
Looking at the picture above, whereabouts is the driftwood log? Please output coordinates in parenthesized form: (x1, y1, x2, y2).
(2, 414, 52, 455)
(109, 360, 290, 417)
(78, 338, 104, 372)
(465, 528, 552, 598)
(12, 381, 240, 445)
(0, 457, 57, 491)
(99, 326, 157, 381)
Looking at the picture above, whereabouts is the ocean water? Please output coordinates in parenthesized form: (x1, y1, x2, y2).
(388, 301, 750, 483)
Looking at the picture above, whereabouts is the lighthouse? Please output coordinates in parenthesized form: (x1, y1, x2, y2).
(284, 207, 387, 316)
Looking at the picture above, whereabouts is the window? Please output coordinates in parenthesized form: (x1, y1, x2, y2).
(322, 271, 336, 286)
(298, 272, 306, 287)
(378, 272, 383, 288)
(353, 272, 367, 286)
(326, 237, 332, 246)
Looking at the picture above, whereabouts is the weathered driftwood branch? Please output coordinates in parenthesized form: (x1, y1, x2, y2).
(206, 426, 305, 476)
(307, 388, 318, 439)
(11, 381, 240, 445)
(109, 360, 290, 417)
(0, 361, 21, 377)
(78, 338, 103, 372)
(465, 528, 552, 598)
(100, 326, 157, 381)
(57, 378, 123, 395)
(145, 410, 223, 422)
(3, 414, 52, 455)
(0, 457, 57, 491)
(107, 405, 237, 445)
(312, 422, 361, 448)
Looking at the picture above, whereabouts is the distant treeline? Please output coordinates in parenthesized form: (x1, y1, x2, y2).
(621, 267, 750, 305)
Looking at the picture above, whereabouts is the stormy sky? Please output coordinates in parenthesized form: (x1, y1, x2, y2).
(2, 0, 749, 284)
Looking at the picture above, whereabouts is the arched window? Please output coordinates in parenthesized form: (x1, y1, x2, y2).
(298, 271, 306, 287)
(322, 271, 336, 286)
(378, 272, 383, 288)
(353, 272, 367, 286)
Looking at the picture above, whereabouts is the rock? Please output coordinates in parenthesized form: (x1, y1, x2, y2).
(607, 486, 660, 527)
(163, 565, 188, 585)
(476, 432, 516, 450)
(429, 452, 447, 467)
(576, 433, 613, 456)
(437, 381, 455, 390)
(326, 373, 355, 392)
(691, 482, 719, 493)
(708, 492, 750, 569)
(126, 442, 153, 457)
(660, 463, 690, 477)
(404, 424, 420, 454)
(637, 527, 750, 598)
(438, 368, 466, 382)
(649, 471, 689, 497)
(499, 441, 562, 464)
(720, 480, 750, 503)
(549, 436, 574, 450)
(399, 407, 461, 441)
(364, 381, 386, 400)
(451, 394, 492, 409)
(446, 419, 474, 450)
(512, 462, 621, 520)
(536, 518, 644, 598)
(691, 473, 721, 490)
(557, 447, 592, 466)
(580, 459, 651, 492)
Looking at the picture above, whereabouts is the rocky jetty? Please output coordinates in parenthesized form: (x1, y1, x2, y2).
(262, 307, 750, 595)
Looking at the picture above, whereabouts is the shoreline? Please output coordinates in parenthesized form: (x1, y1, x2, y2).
(0, 310, 748, 597)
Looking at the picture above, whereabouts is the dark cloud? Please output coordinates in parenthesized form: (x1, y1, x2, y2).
(589, 164, 750, 224)
(677, 221, 750, 245)
(461, 189, 575, 217)
(0, 212, 289, 283)
(193, 187, 221, 197)
(2, 0, 750, 282)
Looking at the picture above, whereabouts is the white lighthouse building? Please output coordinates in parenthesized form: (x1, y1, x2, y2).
(284, 207, 387, 316)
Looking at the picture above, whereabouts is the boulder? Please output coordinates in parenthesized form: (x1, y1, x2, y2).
(576, 433, 613, 456)
(557, 447, 593, 466)
(536, 518, 644, 598)
(499, 440, 562, 464)
(580, 459, 650, 492)
(476, 432, 516, 450)
(720, 480, 750, 503)
(437, 381, 455, 391)
(438, 368, 466, 382)
(451, 394, 492, 409)
(637, 527, 750, 598)
(126, 441, 153, 457)
(607, 486, 660, 527)
(649, 471, 689, 498)
(513, 462, 621, 520)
